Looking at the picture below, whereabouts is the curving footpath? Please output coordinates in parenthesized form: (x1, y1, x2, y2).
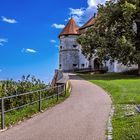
(0, 75, 112, 140)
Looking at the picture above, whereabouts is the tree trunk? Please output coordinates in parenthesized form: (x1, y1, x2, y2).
(138, 63, 140, 75)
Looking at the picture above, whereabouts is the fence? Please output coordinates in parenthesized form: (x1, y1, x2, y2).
(74, 67, 108, 72)
(0, 84, 66, 130)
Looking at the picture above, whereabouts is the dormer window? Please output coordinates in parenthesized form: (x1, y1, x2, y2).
(73, 45, 77, 48)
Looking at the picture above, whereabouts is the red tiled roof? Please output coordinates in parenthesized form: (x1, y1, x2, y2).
(79, 16, 95, 30)
(59, 18, 79, 37)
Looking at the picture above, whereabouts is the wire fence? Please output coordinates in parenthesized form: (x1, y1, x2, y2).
(0, 84, 66, 129)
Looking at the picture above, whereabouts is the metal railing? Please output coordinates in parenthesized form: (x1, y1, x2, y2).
(0, 84, 66, 130)
(74, 67, 108, 72)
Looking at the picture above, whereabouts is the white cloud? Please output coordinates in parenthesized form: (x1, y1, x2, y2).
(0, 38, 8, 46)
(50, 40, 56, 43)
(22, 48, 37, 53)
(52, 24, 65, 29)
(69, 8, 85, 26)
(1, 16, 18, 24)
(67, 0, 106, 26)
(55, 45, 59, 48)
(52, 0, 106, 29)
(0, 38, 7, 42)
(88, 0, 97, 7)
(88, 0, 107, 7)
(69, 8, 85, 16)
(87, 0, 106, 7)
(26, 48, 36, 53)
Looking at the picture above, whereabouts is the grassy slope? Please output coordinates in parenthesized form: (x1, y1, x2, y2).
(79, 73, 140, 140)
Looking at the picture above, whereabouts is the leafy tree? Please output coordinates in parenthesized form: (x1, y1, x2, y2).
(77, 0, 140, 74)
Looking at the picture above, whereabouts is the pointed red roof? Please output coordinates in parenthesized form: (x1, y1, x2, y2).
(59, 18, 79, 37)
(79, 16, 95, 30)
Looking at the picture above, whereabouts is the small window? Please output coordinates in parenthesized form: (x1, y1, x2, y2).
(59, 64, 62, 69)
(73, 45, 77, 48)
(89, 65, 92, 68)
(81, 64, 85, 67)
(73, 64, 77, 67)
(60, 46, 63, 49)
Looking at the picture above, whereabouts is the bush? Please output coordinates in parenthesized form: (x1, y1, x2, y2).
(0, 75, 49, 111)
(121, 69, 139, 75)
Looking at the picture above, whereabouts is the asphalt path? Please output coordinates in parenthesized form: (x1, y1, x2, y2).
(0, 75, 111, 140)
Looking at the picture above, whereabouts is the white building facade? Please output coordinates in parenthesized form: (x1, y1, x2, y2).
(59, 17, 138, 72)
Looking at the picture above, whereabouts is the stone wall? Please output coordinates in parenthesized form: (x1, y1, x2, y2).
(59, 35, 80, 71)
(114, 62, 138, 72)
(60, 49, 79, 71)
(79, 46, 89, 69)
(59, 35, 138, 73)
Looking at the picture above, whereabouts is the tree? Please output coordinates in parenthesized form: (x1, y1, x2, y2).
(77, 0, 140, 74)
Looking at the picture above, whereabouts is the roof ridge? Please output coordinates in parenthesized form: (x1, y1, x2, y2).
(79, 16, 95, 30)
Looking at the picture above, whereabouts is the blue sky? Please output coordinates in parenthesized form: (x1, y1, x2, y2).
(0, 0, 106, 83)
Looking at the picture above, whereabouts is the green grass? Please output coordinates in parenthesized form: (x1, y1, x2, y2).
(0, 81, 71, 129)
(79, 73, 140, 140)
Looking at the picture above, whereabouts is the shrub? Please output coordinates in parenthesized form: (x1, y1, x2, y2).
(0, 75, 49, 111)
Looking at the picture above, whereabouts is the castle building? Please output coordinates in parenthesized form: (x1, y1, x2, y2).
(58, 17, 138, 72)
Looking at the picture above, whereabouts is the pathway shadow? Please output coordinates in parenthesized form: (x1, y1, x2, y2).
(68, 73, 140, 81)
(68, 74, 83, 80)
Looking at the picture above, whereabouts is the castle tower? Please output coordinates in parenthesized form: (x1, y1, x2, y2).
(59, 18, 80, 72)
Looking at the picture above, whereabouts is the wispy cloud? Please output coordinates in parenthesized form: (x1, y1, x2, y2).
(88, 0, 97, 7)
(52, 0, 105, 29)
(0, 38, 8, 46)
(67, 0, 106, 26)
(52, 24, 65, 29)
(50, 40, 56, 43)
(55, 45, 59, 48)
(1, 16, 18, 24)
(88, 0, 107, 7)
(69, 8, 85, 16)
(69, 8, 85, 26)
(22, 48, 37, 53)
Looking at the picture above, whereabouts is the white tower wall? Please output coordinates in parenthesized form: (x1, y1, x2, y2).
(59, 35, 80, 71)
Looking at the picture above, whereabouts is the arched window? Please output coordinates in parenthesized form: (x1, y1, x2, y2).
(94, 58, 100, 70)
(59, 64, 62, 69)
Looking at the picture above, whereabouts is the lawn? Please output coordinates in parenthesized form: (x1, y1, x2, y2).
(79, 73, 140, 140)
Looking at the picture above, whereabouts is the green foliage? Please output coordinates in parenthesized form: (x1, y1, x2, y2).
(0, 75, 48, 111)
(77, 0, 140, 71)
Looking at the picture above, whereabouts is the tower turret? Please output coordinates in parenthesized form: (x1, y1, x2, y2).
(59, 18, 80, 72)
